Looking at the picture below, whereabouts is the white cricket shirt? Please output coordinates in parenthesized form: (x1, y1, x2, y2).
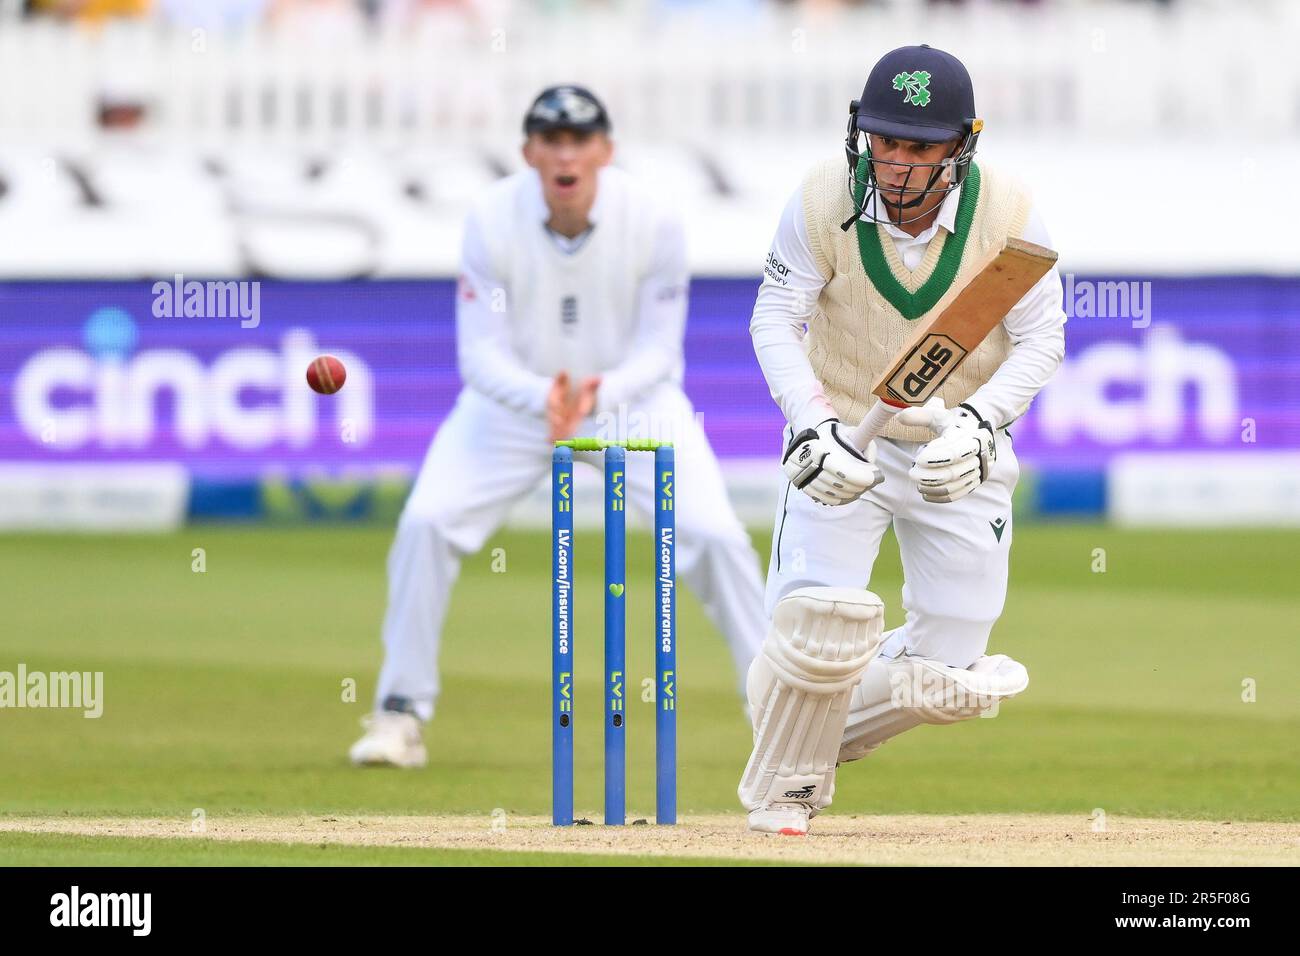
(455, 166, 688, 417)
(751, 178, 1068, 434)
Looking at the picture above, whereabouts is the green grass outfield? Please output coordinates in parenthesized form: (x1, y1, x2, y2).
(0, 832, 757, 867)
(1, 524, 1297, 864)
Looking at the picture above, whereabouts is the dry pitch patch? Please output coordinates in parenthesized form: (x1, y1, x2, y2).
(2, 814, 1297, 865)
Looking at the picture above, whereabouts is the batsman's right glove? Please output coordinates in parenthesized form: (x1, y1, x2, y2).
(782, 419, 883, 507)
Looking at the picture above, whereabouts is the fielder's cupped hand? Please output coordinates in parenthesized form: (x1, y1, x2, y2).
(546, 371, 602, 442)
(782, 419, 883, 506)
(897, 397, 996, 503)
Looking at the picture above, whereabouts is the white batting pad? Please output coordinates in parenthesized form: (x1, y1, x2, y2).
(839, 653, 1029, 763)
(738, 587, 884, 816)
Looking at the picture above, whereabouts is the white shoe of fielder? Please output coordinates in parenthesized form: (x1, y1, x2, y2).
(747, 804, 813, 836)
(349, 711, 427, 768)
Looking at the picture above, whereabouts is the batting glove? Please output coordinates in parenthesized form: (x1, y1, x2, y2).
(782, 419, 883, 507)
(897, 398, 996, 504)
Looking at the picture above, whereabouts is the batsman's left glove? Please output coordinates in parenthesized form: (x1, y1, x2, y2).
(896, 398, 997, 504)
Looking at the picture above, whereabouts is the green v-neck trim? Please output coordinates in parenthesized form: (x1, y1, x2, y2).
(853, 161, 981, 320)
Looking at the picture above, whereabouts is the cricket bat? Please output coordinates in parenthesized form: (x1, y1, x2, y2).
(848, 236, 1058, 450)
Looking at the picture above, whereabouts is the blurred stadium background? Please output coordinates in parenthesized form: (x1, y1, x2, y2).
(1, 0, 1297, 532)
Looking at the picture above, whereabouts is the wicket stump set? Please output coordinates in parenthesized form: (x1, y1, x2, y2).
(551, 438, 676, 826)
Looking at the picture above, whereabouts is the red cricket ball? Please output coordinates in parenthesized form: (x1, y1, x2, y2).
(306, 355, 347, 394)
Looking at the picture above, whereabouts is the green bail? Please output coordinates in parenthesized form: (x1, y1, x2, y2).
(555, 438, 673, 452)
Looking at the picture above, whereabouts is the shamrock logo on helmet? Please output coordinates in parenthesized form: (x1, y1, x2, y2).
(891, 70, 932, 107)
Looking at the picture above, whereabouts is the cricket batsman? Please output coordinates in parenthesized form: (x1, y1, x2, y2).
(739, 46, 1066, 833)
(350, 85, 767, 767)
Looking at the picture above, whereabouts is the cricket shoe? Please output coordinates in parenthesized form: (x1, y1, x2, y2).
(349, 711, 427, 768)
(747, 804, 814, 836)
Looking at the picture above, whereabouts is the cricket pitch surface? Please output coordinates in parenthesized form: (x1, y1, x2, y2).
(4, 814, 1297, 866)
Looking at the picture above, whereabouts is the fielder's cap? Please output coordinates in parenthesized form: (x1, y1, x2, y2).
(523, 85, 612, 135)
(855, 44, 975, 143)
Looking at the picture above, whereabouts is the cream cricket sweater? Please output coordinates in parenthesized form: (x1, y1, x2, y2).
(800, 157, 1033, 443)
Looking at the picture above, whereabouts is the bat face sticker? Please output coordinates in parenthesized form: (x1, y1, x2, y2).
(885, 334, 968, 404)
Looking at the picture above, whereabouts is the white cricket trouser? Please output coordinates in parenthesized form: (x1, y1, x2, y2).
(375, 384, 768, 720)
(765, 425, 1020, 669)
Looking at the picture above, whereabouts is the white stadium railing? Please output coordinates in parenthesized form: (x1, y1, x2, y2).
(0, 3, 1296, 151)
(0, 4, 1296, 277)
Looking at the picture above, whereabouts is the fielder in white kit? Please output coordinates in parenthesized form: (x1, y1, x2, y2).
(739, 45, 1066, 833)
(351, 85, 767, 767)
